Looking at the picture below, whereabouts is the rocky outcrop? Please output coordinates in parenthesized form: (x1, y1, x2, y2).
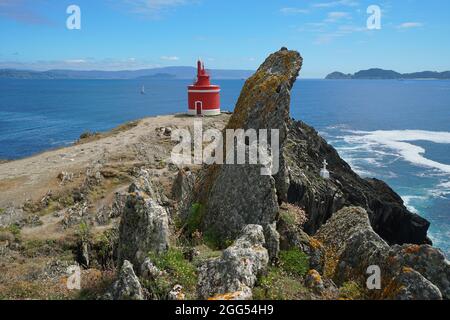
(197, 225, 269, 300)
(187, 48, 302, 255)
(117, 170, 170, 270)
(316, 206, 447, 300)
(0, 207, 25, 228)
(281, 121, 430, 245)
(168, 285, 186, 301)
(106, 260, 144, 300)
(171, 168, 196, 202)
(382, 268, 442, 300)
(386, 244, 450, 300)
(184, 47, 429, 255)
(140, 257, 164, 280)
(201, 157, 279, 247)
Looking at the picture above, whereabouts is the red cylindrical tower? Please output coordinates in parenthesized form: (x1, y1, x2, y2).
(188, 60, 221, 116)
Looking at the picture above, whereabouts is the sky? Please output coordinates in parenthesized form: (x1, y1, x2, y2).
(1, 0, 450, 78)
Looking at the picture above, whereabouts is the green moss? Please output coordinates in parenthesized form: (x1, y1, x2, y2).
(279, 249, 309, 277)
(0, 208, 5, 215)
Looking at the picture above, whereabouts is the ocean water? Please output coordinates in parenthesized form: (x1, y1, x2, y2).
(0, 79, 449, 256)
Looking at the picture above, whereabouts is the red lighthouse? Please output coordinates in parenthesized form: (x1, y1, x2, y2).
(188, 60, 221, 116)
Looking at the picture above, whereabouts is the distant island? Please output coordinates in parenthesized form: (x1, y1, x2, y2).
(0, 67, 254, 80)
(326, 68, 450, 80)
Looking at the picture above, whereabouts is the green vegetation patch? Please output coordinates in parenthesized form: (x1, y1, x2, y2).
(147, 248, 197, 299)
(0, 224, 22, 238)
(185, 203, 204, 235)
(339, 281, 365, 300)
(279, 249, 309, 277)
(253, 267, 308, 300)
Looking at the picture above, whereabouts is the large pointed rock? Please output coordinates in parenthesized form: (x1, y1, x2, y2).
(117, 170, 170, 270)
(192, 48, 302, 248)
(186, 46, 430, 254)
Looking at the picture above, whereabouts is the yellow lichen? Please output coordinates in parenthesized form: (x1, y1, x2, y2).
(308, 269, 322, 283)
(208, 292, 243, 300)
(403, 244, 421, 254)
(402, 267, 414, 273)
(323, 247, 340, 279)
(309, 237, 323, 250)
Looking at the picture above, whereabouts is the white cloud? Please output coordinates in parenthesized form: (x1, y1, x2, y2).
(326, 11, 351, 21)
(120, 0, 196, 17)
(160, 56, 180, 61)
(398, 22, 423, 29)
(280, 7, 309, 15)
(313, 0, 359, 8)
(313, 24, 366, 44)
(64, 59, 87, 64)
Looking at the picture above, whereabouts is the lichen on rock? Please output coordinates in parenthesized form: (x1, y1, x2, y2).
(117, 169, 170, 270)
(186, 48, 302, 257)
(105, 260, 144, 300)
(197, 225, 269, 300)
(316, 206, 447, 300)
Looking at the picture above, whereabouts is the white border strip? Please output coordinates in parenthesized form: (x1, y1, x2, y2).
(188, 109, 221, 116)
(188, 89, 221, 93)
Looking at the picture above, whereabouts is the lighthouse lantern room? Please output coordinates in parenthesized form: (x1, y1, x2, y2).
(188, 60, 221, 116)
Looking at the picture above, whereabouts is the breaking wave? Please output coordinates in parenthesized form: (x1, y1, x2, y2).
(341, 129, 450, 174)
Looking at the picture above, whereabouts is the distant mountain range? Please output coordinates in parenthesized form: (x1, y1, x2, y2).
(0, 67, 254, 80)
(326, 68, 450, 80)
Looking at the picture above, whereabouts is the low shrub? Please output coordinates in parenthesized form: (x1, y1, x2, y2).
(279, 249, 309, 277)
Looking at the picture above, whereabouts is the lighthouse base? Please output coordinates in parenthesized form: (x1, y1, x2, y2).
(188, 109, 221, 116)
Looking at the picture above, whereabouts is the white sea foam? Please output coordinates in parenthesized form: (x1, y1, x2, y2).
(401, 195, 428, 214)
(438, 181, 450, 189)
(342, 130, 450, 174)
(429, 180, 450, 198)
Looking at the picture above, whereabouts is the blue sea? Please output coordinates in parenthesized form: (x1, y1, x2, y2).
(0, 78, 449, 256)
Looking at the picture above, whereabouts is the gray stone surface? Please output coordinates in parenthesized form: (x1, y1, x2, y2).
(316, 206, 448, 300)
(197, 225, 269, 300)
(106, 260, 144, 300)
(117, 170, 170, 269)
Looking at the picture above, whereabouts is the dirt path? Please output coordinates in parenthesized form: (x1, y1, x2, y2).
(0, 113, 230, 209)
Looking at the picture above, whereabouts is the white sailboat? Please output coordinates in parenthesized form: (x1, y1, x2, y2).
(141, 85, 145, 95)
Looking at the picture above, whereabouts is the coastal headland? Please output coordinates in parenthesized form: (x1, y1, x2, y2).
(0, 49, 448, 301)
